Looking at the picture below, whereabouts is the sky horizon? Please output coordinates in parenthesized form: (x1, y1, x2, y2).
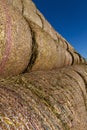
(33, 0, 87, 59)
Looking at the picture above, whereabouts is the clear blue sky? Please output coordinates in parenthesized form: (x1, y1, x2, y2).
(33, 0, 87, 59)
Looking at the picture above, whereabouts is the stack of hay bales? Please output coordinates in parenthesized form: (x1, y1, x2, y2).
(0, 0, 86, 77)
(0, 1, 87, 129)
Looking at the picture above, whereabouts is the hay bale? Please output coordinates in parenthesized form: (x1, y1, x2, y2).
(27, 23, 73, 71)
(0, 1, 32, 77)
(0, 64, 87, 130)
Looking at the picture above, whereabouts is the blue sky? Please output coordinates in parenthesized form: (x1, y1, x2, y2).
(33, 0, 87, 59)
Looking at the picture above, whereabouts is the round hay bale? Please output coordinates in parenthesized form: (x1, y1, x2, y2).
(27, 23, 73, 71)
(0, 1, 32, 77)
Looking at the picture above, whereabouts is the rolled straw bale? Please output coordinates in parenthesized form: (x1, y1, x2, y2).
(0, 64, 87, 130)
(0, 1, 32, 77)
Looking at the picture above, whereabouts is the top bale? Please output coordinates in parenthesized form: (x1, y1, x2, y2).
(0, 1, 32, 77)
